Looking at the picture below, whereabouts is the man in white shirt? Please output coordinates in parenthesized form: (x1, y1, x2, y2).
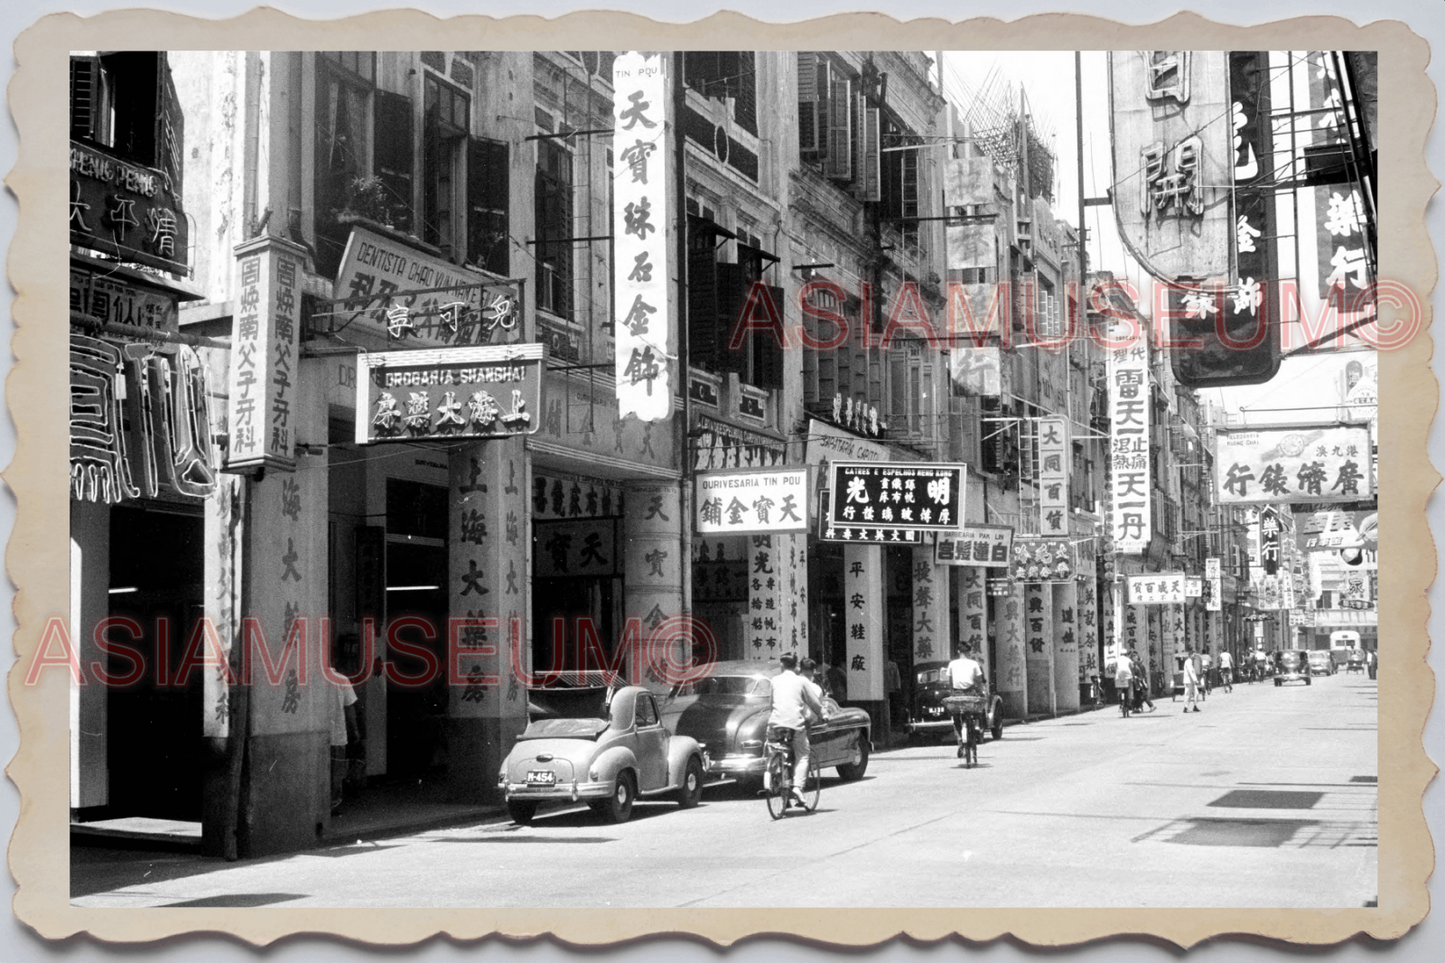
(769, 653, 829, 805)
(947, 647, 985, 692)
(1183, 647, 1202, 713)
(1114, 649, 1134, 710)
(1218, 650, 1234, 692)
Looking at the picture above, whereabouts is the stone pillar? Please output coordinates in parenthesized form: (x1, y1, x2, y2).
(842, 544, 885, 703)
(1053, 581, 1080, 713)
(70, 498, 110, 810)
(624, 482, 685, 676)
(997, 583, 1027, 719)
(1077, 578, 1100, 690)
(200, 473, 244, 855)
(957, 567, 988, 674)
(911, 557, 948, 665)
(448, 436, 529, 802)
(1103, 581, 1121, 668)
(743, 534, 807, 661)
(1122, 603, 1143, 689)
(1024, 582, 1054, 716)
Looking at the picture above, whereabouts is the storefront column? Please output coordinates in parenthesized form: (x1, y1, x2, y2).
(911, 558, 949, 665)
(623, 482, 685, 676)
(957, 567, 988, 674)
(744, 533, 807, 661)
(1053, 582, 1080, 713)
(199, 473, 243, 855)
(1078, 578, 1100, 695)
(70, 498, 110, 811)
(1123, 603, 1144, 689)
(448, 436, 529, 802)
(1103, 581, 1120, 670)
(997, 583, 1027, 719)
(1024, 582, 1054, 716)
(1146, 606, 1164, 695)
(842, 544, 885, 721)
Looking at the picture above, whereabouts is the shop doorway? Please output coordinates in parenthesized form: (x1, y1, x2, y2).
(532, 517, 622, 678)
(105, 504, 205, 820)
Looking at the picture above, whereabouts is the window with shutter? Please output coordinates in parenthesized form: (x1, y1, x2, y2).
(825, 77, 854, 181)
(713, 262, 746, 376)
(313, 57, 378, 277)
(797, 52, 819, 155)
(687, 240, 720, 371)
(70, 57, 111, 146)
(753, 284, 785, 390)
(534, 138, 574, 320)
(861, 106, 881, 202)
(373, 88, 416, 234)
(684, 52, 757, 137)
(423, 74, 469, 258)
(467, 136, 509, 276)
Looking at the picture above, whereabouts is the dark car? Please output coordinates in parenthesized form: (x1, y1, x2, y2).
(905, 661, 1004, 742)
(1274, 649, 1312, 686)
(660, 660, 871, 786)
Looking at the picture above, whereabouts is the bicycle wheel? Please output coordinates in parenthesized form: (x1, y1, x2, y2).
(764, 753, 789, 820)
(799, 753, 821, 813)
(965, 715, 980, 768)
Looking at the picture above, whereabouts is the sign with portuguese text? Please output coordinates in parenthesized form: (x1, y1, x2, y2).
(827, 462, 966, 533)
(695, 468, 810, 535)
(936, 525, 1013, 568)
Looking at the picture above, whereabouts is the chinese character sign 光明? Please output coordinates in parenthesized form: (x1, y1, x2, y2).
(827, 463, 967, 532)
(1108, 327, 1151, 553)
(612, 52, 672, 422)
(1037, 415, 1070, 536)
(695, 469, 809, 535)
(1214, 425, 1374, 504)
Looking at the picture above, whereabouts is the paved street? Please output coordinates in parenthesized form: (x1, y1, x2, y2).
(72, 671, 1376, 909)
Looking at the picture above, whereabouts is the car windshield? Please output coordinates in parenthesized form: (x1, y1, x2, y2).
(694, 675, 770, 698)
(917, 669, 943, 685)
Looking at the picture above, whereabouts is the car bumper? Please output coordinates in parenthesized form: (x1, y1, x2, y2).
(1277, 672, 1309, 683)
(907, 717, 954, 734)
(500, 779, 613, 803)
(704, 752, 765, 777)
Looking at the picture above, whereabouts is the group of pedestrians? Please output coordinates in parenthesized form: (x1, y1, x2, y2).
(1113, 644, 1240, 715)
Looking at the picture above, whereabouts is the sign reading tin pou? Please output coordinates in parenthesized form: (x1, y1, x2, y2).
(355, 343, 545, 445)
(696, 468, 809, 535)
(827, 462, 966, 532)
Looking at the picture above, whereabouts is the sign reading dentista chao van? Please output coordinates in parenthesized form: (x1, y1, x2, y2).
(355, 343, 545, 445)
(695, 467, 810, 535)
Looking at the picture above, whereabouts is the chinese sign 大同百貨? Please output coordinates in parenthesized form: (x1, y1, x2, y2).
(695, 468, 809, 535)
(1214, 424, 1373, 504)
(1037, 415, 1070, 536)
(612, 52, 672, 421)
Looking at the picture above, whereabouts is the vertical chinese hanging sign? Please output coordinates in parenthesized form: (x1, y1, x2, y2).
(1037, 415, 1070, 536)
(1108, 328, 1151, 554)
(226, 234, 307, 472)
(612, 52, 673, 421)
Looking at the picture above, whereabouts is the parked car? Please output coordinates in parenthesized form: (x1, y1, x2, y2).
(499, 684, 705, 825)
(1306, 650, 1335, 676)
(905, 661, 1004, 742)
(1274, 649, 1312, 686)
(663, 660, 871, 786)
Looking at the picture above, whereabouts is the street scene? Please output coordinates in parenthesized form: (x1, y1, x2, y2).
(61, 47, 1379, 908)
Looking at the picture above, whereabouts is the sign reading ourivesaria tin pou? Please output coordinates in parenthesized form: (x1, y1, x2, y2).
(355, 343, 545, 445)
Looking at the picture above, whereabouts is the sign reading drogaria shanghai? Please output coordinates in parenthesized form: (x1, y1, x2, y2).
(226, 235, 306, 472)
(936, 525, 1013, 567)
(612, 52, 672, 421)
(696, 468, 810, 535)
(355, 343, 545, 445)
(1128, 572, 1187, 605)
(827, 462, 966, 533)
(1214, 425, 1374, 504)
(1108, 325, 1151, 553)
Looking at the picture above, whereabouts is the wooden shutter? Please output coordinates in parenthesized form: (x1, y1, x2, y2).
(862, 106, 882, 202)
(754, 284, 786, 390)
(797, 53, 820, 153)
(714, 262, 746, 375)
(70, 56, 103, 142)
(467, 136, 509, 275)
(688, 244, 720, 371)
(825, 78, 853, 180)
(735, 52, 758, 136)
(373, 89, 415, 232)
(154, 55, 184, 198)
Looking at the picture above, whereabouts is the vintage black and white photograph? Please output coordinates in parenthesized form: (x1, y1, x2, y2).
(50, 40, 1397, 914)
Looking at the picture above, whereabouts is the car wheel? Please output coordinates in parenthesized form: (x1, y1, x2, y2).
(506, 800, 537, 825)
(1306, 677, 1312, 686)
(599, 770, 636, 824)
(836, 733, 870, 781)
(1275, 678, 1282, 687)
(676, 756, 703, 809)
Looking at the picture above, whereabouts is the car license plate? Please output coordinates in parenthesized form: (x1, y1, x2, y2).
(525, 770, 556, 786)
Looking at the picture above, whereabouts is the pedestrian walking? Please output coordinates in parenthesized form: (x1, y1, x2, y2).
(1127, 648, 1156, 711)
(330, 673, 359, 815)
(1367, 649, 1377, 679)
(1182, 646, 1202, 713)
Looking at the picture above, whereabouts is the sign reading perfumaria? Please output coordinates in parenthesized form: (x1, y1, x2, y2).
(355, 343, 545, 445)
(696, 468, 810, 535)
(612, 52, 673, 421)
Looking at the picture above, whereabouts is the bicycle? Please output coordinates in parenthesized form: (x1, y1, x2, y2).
(1119, 678, 1133, 718)
(763, 725, 820, 819)
(952, 710, 983, 767)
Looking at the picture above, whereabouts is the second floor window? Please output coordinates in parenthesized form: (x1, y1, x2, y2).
(534, 137, 574, 320)
(423, 74, 469, 258)
(683, 52, 757, 136)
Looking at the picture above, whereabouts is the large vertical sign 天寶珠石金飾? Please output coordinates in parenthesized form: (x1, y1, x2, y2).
(612, 52, 673, 421)
(1107, 324, 1151, 554)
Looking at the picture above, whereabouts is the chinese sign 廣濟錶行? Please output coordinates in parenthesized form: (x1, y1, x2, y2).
(695, 469, 809, 535)
(1128, 572, 1187, 605)
(936, 525, 1013, 567)
(356, 343, 545, 444)
(1037, 415, 1070, 536)
(1215, 424, 1373, 504)
(827, 462, 966, 533)
(612, 52, 672, 421)
(1108, 324, 1151, 553)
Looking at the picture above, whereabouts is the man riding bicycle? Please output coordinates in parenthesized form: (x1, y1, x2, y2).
(946, 644, 985, 758)
(768, 653, 829, 807)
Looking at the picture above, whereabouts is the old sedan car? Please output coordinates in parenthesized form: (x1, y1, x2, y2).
(662, 660, 871, 786)
(905, 661, 1004, 742)
(498, 685, 706, 825)
(1306, 650, 1335, 677)
(1274, 649, 1313, 686)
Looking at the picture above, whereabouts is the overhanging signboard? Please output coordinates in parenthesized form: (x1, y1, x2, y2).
(1205, 557, 1222, 611)
(1108, 325, 1151, 553)
(355, 343, 545, 445)
(70, 140, 189, 276)
(1010, 537, 1076, 582)
(1128, 572, 1187, 605)
(1215, 425, 1374, 504)
(936, 525, 1013, 567)
(827, 462, 966, 532)
(819, 491, 922, 544)
(330, 225, 524, 348)
(1299, 509, 1377, 552)
(696, 467, 810, 535)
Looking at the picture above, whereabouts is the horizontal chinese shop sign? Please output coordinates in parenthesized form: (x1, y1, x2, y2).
(330, 225, 524, 348)
(1128, 572, 1187, 605)
(1214, 424, 1374, 504)
(818, 491, 921, 543)
(1298, 509, 1377, 552)
(1010, 536, 1076, 582)
(70, 141, 189, 275)
(695, 467, 809, 535)
(355, 343, 545, 445)
(827, 462, 966, 532)
(936, 525, 1013, 568)
(534, 519, 620, 578)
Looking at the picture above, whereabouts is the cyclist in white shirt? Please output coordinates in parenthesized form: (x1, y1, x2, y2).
(769, 653, 829, 806)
